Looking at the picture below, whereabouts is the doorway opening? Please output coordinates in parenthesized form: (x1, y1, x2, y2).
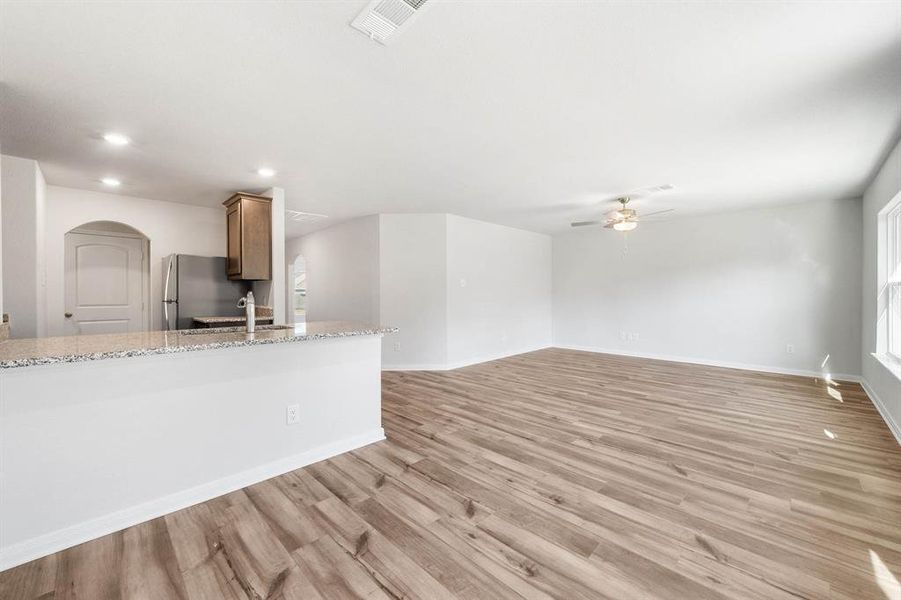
(64, 221, 150, 335)
(293, 255, 306, 323)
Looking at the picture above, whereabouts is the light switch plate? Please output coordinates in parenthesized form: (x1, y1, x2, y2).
(286, 404, 300, 425)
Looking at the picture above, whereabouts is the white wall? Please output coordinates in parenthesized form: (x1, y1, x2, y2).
(45, 186, 224, 334)
(861, 138, 901, 440)
(288, 216, 380, 324)
(0, 154, 4, 319)
(251, 187, 286, 325)
(35, 165, 46, 337)
(290, 213, 553, 370)
(0, 334, 384, 569)
(1, 155, 46, 338)
(553, 198, 863, 379)
(379, 214, 449, 369)
(446, 215, 552, 367)
(286, 234, 303, 325)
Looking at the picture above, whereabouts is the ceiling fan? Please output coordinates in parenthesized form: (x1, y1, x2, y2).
(570, 185, 675, 231)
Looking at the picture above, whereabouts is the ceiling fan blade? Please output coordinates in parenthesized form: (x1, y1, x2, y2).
(623, 184, 675, 200)
(637, 208, 675, 219)
(570, 220, 604, 227)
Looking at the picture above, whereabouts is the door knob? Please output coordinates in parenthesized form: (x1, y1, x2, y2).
(64, 312, 73, 318)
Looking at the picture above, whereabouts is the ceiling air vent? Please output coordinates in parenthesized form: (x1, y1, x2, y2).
(286, 210, 328, 223)
(351, 0, 429, 45)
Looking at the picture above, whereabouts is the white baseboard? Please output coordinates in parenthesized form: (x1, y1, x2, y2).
(558, 345, 901, 444)
(860, 379, 901, 446)
(553, 344, 861, 383)
(382, 344, 552, 372)
(0, 428, 385, 572)
(382, 362, 450, 371)
(445, 345, 552, 370)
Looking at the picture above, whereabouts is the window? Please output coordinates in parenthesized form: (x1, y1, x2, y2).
(889, 200, 901, 362)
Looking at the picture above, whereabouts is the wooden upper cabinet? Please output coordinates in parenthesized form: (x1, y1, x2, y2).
(223, 192, 272, 280)
(225, 202, 242, 276)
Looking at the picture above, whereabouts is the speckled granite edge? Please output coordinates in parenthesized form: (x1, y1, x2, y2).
(0, 326, 398, 370)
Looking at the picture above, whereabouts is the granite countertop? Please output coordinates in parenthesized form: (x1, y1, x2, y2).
(0, 321, 397, 369)
(193, 315, 275, 324)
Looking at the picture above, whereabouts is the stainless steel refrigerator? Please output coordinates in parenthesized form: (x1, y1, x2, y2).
(162, 255, 249, 330)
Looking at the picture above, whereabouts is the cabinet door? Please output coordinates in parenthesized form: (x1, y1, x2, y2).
(226, 203, 242, 276)
(240, 198, 272, 280)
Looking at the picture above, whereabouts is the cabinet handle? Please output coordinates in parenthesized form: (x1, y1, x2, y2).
(64, 312, 73, 318)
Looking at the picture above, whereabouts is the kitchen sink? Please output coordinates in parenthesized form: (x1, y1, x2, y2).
(178, 324, 295, 335)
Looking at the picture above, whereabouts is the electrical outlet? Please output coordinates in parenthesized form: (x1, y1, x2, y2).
(786, 344, 795, 354)
(460, 278, 467, 288)
(393, 342, 401, 352)
(286, 404, 300, 425)
(620, 331, 628, 342)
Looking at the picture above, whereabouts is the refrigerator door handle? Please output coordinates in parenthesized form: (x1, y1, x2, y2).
(164, 256, 174, 301)
(163, 256, 175, 330)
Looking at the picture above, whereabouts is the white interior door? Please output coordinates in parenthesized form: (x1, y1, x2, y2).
(64, 232, 145, 335)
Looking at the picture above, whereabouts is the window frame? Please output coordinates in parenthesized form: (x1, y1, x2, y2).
(886, 200, 901, 363)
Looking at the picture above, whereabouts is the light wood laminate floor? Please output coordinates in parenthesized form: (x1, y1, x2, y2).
(3, 348, 901, 599)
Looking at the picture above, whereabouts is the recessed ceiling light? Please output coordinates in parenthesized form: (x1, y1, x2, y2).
(103, 132, 130, 146)
(257, 167, 276, 177)
(101, 177, 121, 187)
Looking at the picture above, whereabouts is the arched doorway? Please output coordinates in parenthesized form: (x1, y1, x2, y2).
(293, 255, 306, 323)
(64, 221, 150, 335)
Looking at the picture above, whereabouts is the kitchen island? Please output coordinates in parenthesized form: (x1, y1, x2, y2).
(0, 321, 395, 570)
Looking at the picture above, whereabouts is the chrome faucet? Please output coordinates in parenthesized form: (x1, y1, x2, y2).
(237, 291, 256, 333)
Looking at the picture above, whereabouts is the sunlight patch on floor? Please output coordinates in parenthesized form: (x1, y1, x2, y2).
(870, 549, 901, 600)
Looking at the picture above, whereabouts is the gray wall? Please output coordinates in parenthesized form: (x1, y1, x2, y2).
(288, 213, 553, 370)
(289, 216, 381, 325)
(379, 214, 449, 369)
(861, 137, 901, 438)
(553, 197, 863, 378)
(446, 215, 552, 367)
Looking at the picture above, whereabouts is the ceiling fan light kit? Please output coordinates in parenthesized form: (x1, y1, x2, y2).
(569, 186, 676, 233)
(613, 220, 638, 232)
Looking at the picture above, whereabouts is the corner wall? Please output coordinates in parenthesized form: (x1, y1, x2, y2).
(289, 214, 553, 370)
(553, 197, 863, 379)
(446, 215, 552, 368)
(861, 137, 901, 441)
(0, 155, 47, 338)
(251, 187, 286, 325)
(286, 216, 381, 325)
(379, 214, 449, 369)
(0, 154, 4, 321)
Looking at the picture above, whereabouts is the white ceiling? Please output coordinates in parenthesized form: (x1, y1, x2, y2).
(1, 1, 899, 237)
